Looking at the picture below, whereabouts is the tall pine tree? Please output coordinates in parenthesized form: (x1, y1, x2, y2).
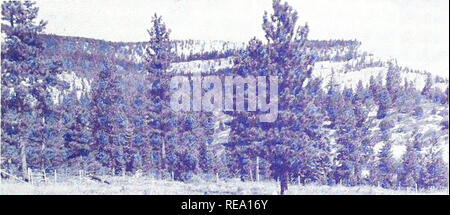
(260, 0, 316, 194)
(1, 0, 62, 178)
(144, 14, 175, 177)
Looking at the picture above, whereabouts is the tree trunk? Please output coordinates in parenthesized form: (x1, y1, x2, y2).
(41, 142, 45, 177)
(280, 171, 289, 195)
(20, 142, 28, 180)
(160, 140, 166, 179)
(354, 165, 361, 185)
(161, 140, 166, 170)
(256, 156, 260, 182)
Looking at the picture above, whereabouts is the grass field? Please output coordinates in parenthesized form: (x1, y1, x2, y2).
(0, 176, 447, 195)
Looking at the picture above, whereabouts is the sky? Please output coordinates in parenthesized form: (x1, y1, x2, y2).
(32, 0, 449, 77)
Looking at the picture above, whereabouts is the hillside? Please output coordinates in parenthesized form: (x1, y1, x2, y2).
(39, 34, 448, 144)
(35, 34, 450, 165)
(38, 34, 448, 100)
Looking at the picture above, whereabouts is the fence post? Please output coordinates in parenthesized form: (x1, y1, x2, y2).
(43, 170, 47, 183)
(27, 168, 30, 183)
(28, 168, 33, 185)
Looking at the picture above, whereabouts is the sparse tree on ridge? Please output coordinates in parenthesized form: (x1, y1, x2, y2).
(421, 74, 433, 98)
(386, 63, 401, 104)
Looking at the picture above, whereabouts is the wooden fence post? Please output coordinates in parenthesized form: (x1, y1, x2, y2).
(27, 168, 30, 183)
(28, 168, 33, 185)
(43, 170, 47, 183)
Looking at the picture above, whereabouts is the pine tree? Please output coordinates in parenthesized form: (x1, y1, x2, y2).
(295, 78, 331, 185)
(74, 93, 93, 172)
(421, 74, 432, 99)
(386, 63, 401, 104)
(259, 0, 316, 194)
(198, 112, 219, 176)
(399, 78, 416, 113)
(226, 38, 268, 181)
(333, 87, 360, 185)
(375, 142, 397, 189)
(369, 74, 383, 104)
(398, 132, 423, 189)
(354, 80, 365, 105)
(376, 87, 392, 119)
(353, 82, 373, 185)
(59, 90, 79, 173)
(91, 60, 122, 174)
(325, 72, 342, 128)
(173, 112, 200, 181)
(112, 82, 128, 175)
(1, 0, 62, 178)
(225, 110, 257, 181)
(19, 60, 64, 174)
(124, 78, 148, 173)
(144, 14, 175, 177)
(420, 134, 448, 189)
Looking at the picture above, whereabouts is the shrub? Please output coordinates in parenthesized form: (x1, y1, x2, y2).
(413, 106, 424, 118)
(379, 119, 395, 132)
(431, 108, 437, 115)
(441, 120, 449, 130)
(377, 106, 388, 119)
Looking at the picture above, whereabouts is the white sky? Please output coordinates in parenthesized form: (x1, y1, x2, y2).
(33, 0, 449, 78)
